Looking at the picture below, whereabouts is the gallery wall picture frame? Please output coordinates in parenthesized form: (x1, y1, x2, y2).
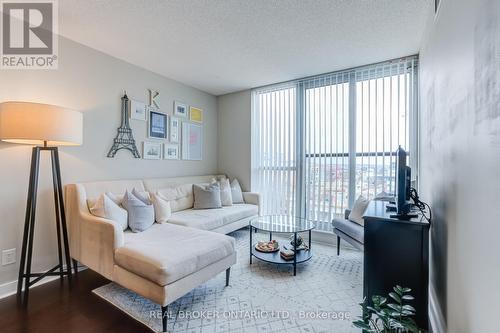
(189, 106, 203, 123)
(130, 99, 147, 121)
(143, 141, 162, 160)
(163, 143, 180, 160)
(174, 101, 188, 118)
(170, 117, 180, 143)
(182, 123, 203, 161)
(148, 108, 168, 139)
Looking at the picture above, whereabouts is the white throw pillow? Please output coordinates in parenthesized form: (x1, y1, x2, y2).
(88, 193, 128, 231)
(212, 178, 233, 206)
(122, 190, 155, 233)
(348, 195, 370, 226)
(105, 192, 122, 205)
(151, 193, 172, 223)
(230, 178, 244, 204)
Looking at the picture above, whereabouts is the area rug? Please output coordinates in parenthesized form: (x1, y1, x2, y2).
(93, 228, 363, 333)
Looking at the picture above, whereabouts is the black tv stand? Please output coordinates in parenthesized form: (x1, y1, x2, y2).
(363, 201, 429, 330)
(389, 213, 419, 219)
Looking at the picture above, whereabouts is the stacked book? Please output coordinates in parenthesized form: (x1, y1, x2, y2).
(280, 249, 295, 261)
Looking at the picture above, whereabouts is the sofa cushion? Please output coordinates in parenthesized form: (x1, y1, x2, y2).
(168, 204, 258, 230)
(332, 218, 364, 244)
(115, 223, 235, 286)
(157, 183, 194, 212)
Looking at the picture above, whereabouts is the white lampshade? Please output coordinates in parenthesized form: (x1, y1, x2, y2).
(0, 102, 83, 146)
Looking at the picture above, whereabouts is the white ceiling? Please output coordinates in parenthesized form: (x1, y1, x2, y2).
(59, 0, 432, 96)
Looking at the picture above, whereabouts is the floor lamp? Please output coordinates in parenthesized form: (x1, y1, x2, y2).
(0, 102, 83, 302)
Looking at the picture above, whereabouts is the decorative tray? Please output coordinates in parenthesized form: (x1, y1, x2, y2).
(255, 240, 280, 253)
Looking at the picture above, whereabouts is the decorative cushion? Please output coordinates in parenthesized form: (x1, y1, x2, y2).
(193, 183, 222, 209)
(132, 188, 151, 205)
(348, 195, 370, 226)
(151, 193, 172, 223)
(122, 190, 155, 233)
(157, 184, 194, 212)
(88, 193, 128, 231)
(212, 178, 233, 206)
(230, 179, 244, 204)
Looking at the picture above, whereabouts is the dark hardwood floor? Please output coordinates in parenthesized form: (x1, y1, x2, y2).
(0, 269, 151, 333)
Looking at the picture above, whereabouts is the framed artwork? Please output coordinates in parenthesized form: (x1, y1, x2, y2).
(170, 117, 180, 143)
(130, 99, 147, 121)
(163, 143, 179, 160)
(148, 108, 168, 139)
(189, 107, 203, 123)
(182, 123, 202, 161)
(143, 141, 162, 159)
(174, 101, 188, 118)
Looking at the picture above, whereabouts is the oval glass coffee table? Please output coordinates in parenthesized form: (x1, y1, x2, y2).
(249, 215, 315, 276)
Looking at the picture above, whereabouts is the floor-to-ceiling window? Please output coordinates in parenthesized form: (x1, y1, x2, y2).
(252, 56, 418, 231)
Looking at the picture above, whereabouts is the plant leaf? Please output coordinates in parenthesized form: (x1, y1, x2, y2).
(387, 303, 403, 312)
(403, 304, 416, 312)
(389, 292, 402, 303)
(402, 294, 415, 301)
(352, 320, 372, 330)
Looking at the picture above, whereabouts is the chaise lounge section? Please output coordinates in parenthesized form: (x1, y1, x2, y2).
(65, 175, 260, 332)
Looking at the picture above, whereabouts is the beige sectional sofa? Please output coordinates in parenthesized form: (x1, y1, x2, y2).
(65, 175, 260, 332)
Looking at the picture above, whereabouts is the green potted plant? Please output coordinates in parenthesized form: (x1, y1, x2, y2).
(353, 285, 426, 333)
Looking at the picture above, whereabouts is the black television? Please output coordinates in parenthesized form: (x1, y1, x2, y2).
(389, 146, 417, 219)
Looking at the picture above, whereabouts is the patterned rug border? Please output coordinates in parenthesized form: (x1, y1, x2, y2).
(93, 284, 157, 332)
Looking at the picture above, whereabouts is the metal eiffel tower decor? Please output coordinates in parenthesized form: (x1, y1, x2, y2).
(107, 93, 141, 158)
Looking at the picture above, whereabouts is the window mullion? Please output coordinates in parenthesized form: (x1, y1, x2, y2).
(295, 82, 306, 217)
(348, 71, 357, 208)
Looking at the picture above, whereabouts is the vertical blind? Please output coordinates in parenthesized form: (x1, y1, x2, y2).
(251, 84, 297, 217)
(252, 56, 418, 232)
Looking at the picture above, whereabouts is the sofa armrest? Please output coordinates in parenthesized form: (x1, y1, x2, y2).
(65, 184, 124, 280)
(344, 209, 351, 220)
(242, 192, 261, 215)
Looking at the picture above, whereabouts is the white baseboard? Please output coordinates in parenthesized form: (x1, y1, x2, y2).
(0, 265, 87, 300)
(429, 284, 447, 333)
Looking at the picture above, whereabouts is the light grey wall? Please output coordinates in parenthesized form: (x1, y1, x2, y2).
(0, 37, 217, 287)
(419, 0, 500, 331)
(217, 90, 252, 191)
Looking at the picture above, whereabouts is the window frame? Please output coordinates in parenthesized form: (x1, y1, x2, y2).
(252, 56, 419, 227)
